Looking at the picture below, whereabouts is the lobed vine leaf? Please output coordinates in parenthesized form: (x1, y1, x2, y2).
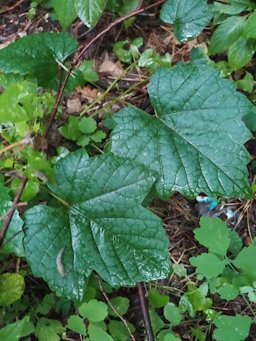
(160, 0, 212, 42)
(111, 63, 254, 199)
(24, 151, 171, 300)
(0, 32, 78, 88)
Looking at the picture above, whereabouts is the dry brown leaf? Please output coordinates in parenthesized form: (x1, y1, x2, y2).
(66, 98, 82, 113)
(77, 86, 99, 103)
(98, 52, 123, 77)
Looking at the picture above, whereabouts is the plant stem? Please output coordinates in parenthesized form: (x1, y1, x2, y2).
(43, 0, 165, 138)
(137, 283, 155, 341)
(98, 277, 136, 341)
(80, 62, 136, 117)
(0, 177, 27, 248)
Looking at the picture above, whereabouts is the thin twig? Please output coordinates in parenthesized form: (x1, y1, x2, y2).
(137, 283, 155, 341)
(43, 0, 165, 137)
(0, 0, 25, 14)
(0, 177, 27, 248)
(98, 277, 136, 341)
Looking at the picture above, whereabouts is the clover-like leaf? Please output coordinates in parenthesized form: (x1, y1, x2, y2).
(0, 32, 77, 88)
(111, 63, 253, 199)
(24, 151, 171, 300)
(160, 0, 212, 42)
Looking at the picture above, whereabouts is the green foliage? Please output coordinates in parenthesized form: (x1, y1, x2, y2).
(190, 217, 256, 308)
(111, 63, 253, 199)
(0, 33, 78, 88)
(194, 217, 230, 257)
(213, 315, 252, 341)
(138, 49, 172, 72)
(107, 0, 140, 15)
(79, 299, 108, 322)
(148, 288, 169, 308)
(35, 318, 65, 341)
(75, 0, 107, 29)
(79, 60, 99, 83)
(0, 184, 24, 257)
(233, 244, 256, 280)
(66, 315, 87, 335)
(59, 116, 106, 147)
(24, 150, 171, 299)
(190, 253, 227, 280)
(0, 316, 34, 341)
(0, 273, 25, 306)
(237, 72, 255, 93)
(1, 2, 256, 340)
(113, 37, 143, 64)
(164, 303, 182, 327)
(209, 16, 246, 55)
(108, 296, 129, 316)
(160, 0, 212, 42)
(179, 282, 213, 318)
(52, 0, 77, 30)
(209, 10, 256, 70)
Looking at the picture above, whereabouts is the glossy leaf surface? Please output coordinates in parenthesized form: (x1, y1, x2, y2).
(24, 151, 171, 300)
(0, 33, 77, 88)
(160, 0, 212, 42)
(111, 63, 253, 199)
(75, 0, 107, 28)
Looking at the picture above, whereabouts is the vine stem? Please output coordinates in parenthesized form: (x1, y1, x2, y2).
(137, 283, 155, 341)
(43, 0, 165, 138)
(98, 277, 136, 341)
(0, 177, 27, 248)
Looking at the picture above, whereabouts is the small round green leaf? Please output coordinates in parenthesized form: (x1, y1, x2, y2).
(88, 323, 114, 341)
(213, 315, 252, 341)
(148, 288, 169, 308)
(79, 299, 108, 322)
(0, 273, 25, 306)
(163, 303, 182, 327)
(108, 296, 129, 317)
(79, 117, 97, 134)
(67, 315, 87, 336)
(190, 253, 226, 279)
(194, 217, 230, 257)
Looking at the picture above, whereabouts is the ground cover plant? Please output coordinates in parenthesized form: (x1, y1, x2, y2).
(0, 0, 256, 340)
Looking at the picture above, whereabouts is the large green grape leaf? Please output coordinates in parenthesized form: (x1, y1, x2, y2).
(110, 63, 254, 199)
(75, 0, 107, 29)
(0, 32, 77, 88)
(0, 184, 25, 257)
(24, 151, 171, 300)
(160, 0, 212, 42)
